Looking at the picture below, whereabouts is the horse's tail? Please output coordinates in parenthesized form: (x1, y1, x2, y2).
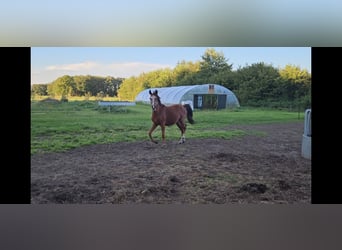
(183, 104, 195, 124)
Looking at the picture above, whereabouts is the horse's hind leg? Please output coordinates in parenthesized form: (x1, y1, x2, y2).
(176, 120, 186, 144)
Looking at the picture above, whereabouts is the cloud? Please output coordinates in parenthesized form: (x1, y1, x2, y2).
(42, 61, 172, 80)
(45, 61, 99, 71)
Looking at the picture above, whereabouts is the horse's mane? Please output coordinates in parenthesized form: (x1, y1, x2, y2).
(155, 94, 162, 105)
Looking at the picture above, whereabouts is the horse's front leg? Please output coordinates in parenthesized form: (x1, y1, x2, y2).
(161, 124, 166, 144)
(148, 123, 158, 144)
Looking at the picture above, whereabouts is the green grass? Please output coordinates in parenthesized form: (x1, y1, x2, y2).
(31, 101, 304, 154)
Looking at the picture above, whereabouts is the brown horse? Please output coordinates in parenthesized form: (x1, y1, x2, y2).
(148, 90, 194, 144)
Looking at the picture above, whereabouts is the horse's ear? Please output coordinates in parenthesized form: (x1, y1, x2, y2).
(149, 90, 152, 95)
(154, 90, 158, 95)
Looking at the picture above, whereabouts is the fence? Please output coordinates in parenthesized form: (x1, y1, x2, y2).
(98, 101, 136, 112)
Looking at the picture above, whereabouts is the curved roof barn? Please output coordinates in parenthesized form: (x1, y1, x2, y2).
(135, 84, 240, 109)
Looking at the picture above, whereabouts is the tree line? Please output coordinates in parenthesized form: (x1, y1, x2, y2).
(31, 75, 124, 99)
(31, 48, 311, 109)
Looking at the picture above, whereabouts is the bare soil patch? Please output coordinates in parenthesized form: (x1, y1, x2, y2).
(31, 122, 311, 204)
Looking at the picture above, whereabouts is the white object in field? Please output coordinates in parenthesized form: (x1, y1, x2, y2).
(301, 109, 311, 160)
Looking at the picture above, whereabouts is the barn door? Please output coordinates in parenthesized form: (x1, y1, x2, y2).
(217, 95, 227, 109)
(194, 95, 203, 109)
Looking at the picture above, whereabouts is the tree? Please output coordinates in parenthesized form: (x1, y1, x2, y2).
(104, 76, 123, 97)
(173, 60, 200, 86)
(199, 48, 233, 83)
(31, 84, 48, 96)
(279, 65, 311, 84)
(48, 75, 76, 97)
(117, 68, 175, 100)
(279, 64, 311, 108)
(73, 75, 87, 96)
(118, 76, 142, 101)
(234, 63, 280, 106)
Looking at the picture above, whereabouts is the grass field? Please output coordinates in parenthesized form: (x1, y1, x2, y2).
(31, 100, 304, 154)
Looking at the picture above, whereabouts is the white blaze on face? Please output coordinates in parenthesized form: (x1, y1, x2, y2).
(150, 95, 158, 111)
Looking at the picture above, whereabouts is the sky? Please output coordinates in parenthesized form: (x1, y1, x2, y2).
(31, 47, 311, 84)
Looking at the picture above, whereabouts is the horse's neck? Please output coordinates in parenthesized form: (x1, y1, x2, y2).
(153, 103, 165, 114)
(156, 103, 165, 110)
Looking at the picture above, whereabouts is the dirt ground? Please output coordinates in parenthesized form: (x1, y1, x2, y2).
(31, 122, 311, 204)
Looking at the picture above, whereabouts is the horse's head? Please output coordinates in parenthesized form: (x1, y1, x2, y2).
(149, 90, 160, 111)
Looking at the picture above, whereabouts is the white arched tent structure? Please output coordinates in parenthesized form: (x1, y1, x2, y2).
(135, 84, 240, 109)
